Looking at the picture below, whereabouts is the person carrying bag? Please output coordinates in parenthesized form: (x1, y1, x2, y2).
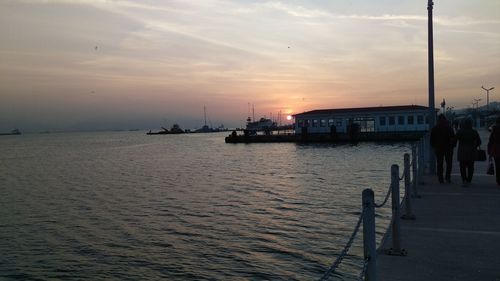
(487, 117, 500, 185)
(456, 117, 481, 186)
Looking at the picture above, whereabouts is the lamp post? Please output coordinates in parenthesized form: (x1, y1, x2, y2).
(427, 0, 436, 174)
(481, 86, 495, 111)
(473, 98, 482, 128)
(473, 98, 482, 110)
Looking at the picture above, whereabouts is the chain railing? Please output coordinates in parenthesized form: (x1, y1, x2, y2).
(318, 139, 426, 281)
(318, 210, 365, 281)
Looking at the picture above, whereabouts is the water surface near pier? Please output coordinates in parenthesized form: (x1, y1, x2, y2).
(0, 132, 410, 280)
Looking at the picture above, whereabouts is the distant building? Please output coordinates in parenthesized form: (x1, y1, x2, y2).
(293, 105, 430, 135)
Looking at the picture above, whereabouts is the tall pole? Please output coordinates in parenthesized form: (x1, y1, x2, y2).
(482, 86, 495, 111)
(428, 0, 436, 174)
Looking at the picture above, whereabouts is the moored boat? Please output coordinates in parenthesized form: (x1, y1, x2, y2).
(147, 124, 185, 135)
(0, 129, 21, 136)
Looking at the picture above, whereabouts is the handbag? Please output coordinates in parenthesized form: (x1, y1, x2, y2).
(476, 148, 487, 161)
(487, 160, 495, 175)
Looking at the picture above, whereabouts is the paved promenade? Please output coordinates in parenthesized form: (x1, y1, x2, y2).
(377, 158, 500, 281)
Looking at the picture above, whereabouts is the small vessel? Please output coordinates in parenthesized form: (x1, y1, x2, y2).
(246, 117, 275, 131)
(0, 129, 21, 136)
(147, 124, 185, 135)
(194, 106, 228, 133)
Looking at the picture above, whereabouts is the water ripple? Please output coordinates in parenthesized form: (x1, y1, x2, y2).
(0, 131, 410, 280)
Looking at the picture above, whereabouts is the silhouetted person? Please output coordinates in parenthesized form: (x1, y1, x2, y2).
(487, 117, 500, 185)
(456, 118, 481, 186)
(430, 114, 455, 183)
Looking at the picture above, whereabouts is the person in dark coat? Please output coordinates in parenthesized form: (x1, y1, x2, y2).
(430, 114, 456, 183)
(456, 117, 481, 185)
(487, 117, 500, 185)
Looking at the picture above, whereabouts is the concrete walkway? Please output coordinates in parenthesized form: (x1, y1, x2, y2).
(377, 158, 500, 281)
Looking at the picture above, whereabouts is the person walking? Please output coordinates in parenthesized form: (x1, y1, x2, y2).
(487, 117, 500, 185)
(456, 117, 481, 186)
(430, 114, 456, 183)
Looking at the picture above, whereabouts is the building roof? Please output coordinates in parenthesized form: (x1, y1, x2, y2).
(293, 105, 429, 117)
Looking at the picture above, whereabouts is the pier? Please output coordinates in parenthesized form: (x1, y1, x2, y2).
(318, 133, 500, 281)
(225, 131, 425, 143)
(376, 159, 500, 280)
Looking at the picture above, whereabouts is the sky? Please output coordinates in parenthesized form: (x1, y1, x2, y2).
(1, 0, 499, 132)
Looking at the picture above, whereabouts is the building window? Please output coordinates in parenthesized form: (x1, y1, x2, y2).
(297, 119, 304, 127)
(380, 116, 386, 126)
(305, 119, 310, 127)
(336, 120, 342, 127)
(389, 116, 395, 125)
(353, 117, 375, 132)
(417, 115, 424, 124)
(408, 115, 414, 125)
(312, 119, 319, 127)
(425, 115, 429, 124)
(320, 119, 327, 127)
(398, 116, 405, 125)
(328, 119, 334, 126)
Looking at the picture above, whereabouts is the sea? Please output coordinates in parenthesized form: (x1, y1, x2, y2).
(0, 131, 412, 280)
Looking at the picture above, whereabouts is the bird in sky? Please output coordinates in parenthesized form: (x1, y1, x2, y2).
(94, 46, 98, 50)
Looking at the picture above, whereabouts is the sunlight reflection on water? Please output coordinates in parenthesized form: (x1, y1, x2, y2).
(0, 132, 411, 280)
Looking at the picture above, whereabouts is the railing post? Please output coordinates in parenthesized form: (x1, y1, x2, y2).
(362, 189, 377, 281)
(402, 153, 416, 220)
(418, 139, 425, 184)
(385, 164, 407, 256)
(411, 144, 421, 198)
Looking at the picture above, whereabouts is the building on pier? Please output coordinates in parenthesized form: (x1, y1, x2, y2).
(292, 105, 431, 135)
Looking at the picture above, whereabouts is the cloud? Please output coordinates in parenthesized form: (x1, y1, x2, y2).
(337, 13, 500, 27)
(256, 2, 330, 18)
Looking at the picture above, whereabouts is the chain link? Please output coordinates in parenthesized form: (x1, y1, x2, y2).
(318, 210, 364, 281)
(399, 165, 408, 181)
(357, 258, 369, 281)
(374, 185, 392, 208)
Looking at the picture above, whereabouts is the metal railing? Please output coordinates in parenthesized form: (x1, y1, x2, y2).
(319, 138, 426, 280)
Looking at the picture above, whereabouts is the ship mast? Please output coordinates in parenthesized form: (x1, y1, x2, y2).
(204, 105, 207, 126)
(252, 104, 255, 122)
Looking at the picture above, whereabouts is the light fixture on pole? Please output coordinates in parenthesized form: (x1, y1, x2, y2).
(473, 98, 482, 110)
(481, 86, 495, 111)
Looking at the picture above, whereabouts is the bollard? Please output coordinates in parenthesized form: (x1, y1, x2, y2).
(385, 164, 407, 256)
(411, 144, 421, 198)
(401, 153, 416, 220)
(362, 189, 377, 281)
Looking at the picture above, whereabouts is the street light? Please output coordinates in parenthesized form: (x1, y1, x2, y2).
(481, 85, 495, 111)
(473, 98, 482, 110)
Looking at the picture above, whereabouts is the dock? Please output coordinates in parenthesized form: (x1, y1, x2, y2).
(377, 159, 500, 280)
(224, 131, 426, 143)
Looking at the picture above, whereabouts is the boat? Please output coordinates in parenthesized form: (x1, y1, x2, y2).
(0, 129, 21, 136)
(246, 117, 276, 131)
(147, 124, 185, 135)
(194, 106, 228, 133)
